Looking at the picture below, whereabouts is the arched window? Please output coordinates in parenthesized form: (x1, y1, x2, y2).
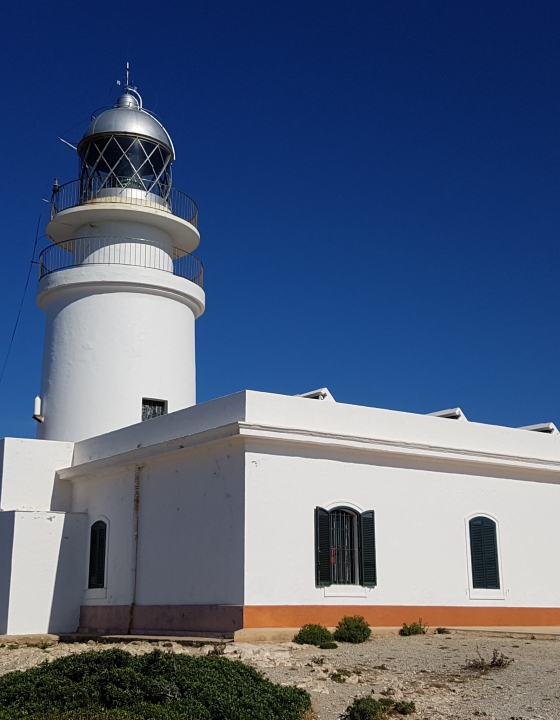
(315, 507, 377, 588)
(88, 520, 107, 589)
(469, 516, 500, 589)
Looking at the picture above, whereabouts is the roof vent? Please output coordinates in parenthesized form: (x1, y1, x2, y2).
(427, 407, 467, 421)
(298, 387, 336, 402)
(519, 422, 559, 435)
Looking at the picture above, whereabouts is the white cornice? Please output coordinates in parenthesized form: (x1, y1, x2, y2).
(237, 422, 560, 476)
(57, 419, 560, 482)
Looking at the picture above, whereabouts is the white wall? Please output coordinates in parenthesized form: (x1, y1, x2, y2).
(0, 438, 74, 511)
(135, 445, 245, 606)
(244, 448, 560, 608)
(6, 511, 86, 634)
(71, 444, 246, 611)
(72, 467, 136, 607)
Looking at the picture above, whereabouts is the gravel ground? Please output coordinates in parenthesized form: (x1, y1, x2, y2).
(0, 633, 558, 719)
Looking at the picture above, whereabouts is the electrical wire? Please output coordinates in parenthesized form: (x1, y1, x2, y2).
(0, 96, 124, 392)
(0, 106, 95, 392)
(0, 211, 43, 388)
(0, 114, 76, 393)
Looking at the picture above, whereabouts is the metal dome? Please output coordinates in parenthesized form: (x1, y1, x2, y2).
(78, 92, 175, 160)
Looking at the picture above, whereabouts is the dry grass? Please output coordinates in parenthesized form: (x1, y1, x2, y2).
(465, 647, 513, 672)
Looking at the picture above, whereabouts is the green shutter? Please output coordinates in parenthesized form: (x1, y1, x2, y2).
(360, 510, 377, 587)
(88, 521, 107, 589)
(469, 518, 485, 588)
(482, 518, 500, 589)
(469, 517, 500, 589)
(315, 507, 331, 587)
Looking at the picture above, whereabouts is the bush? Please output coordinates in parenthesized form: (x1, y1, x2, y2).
(0, 648, 311, 720)
(330, 669, 352, 683)
(318, 641, 338, 650)
(393, 701, 416, 715)
(342, 697, 388, 720)
(30, 705, 208, 720)
(436, 627, 450, 634)
(293, 624, 334, 646)
(343, 697, 416, 720)
(465, 648, 513, 672)
(333, 616, 371, 644)
(399, 618, 427, 636)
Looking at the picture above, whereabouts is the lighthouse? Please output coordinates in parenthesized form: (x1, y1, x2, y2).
(36, 77, 205, 442)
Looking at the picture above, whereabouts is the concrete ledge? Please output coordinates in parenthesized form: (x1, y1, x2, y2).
(61, 633, 232, 645)
(234, 626, 560, 643)
(80, 604, 243, 637)
(448, 626, 560, 640)
(0, 628, 558, 646)
(0, 634, 59, 645)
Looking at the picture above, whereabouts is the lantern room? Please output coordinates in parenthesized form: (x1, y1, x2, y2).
(76, 88, 175, 205)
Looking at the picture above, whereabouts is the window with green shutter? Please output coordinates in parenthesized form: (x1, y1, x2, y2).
(88, 520, 107, 589)
(469, 516, 500, 589)
(360, 510, 377, 587)
(315, 507, 377, 588)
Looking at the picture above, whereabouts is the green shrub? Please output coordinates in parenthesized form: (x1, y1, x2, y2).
(330, 669, 352, 683)
(293, 623, 334, 646)
(343, 697, 416, 720)
(0, 648, 311, 720)
(393, 700, 416, 715)
(399, 618, 427, 636)
(342, 697, 391, 720)
(377, 698, 394, 710)
(30, 703, 209, 720)
(333, 615, 371, 644)
(436, 627, 450, 634)
(318, 641, 337, 650)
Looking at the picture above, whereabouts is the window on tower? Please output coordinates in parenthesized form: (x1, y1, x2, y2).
(142, 398, 168, 422)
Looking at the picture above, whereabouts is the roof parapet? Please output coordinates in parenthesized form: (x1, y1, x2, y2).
(519, 422, 559, 435)
(427, 407, 467, 421)
(297, 387, 336, 402)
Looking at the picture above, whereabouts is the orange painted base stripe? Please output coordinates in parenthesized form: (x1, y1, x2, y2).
(244, 605, 560, 628)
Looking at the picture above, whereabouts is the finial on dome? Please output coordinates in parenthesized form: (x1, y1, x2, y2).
(116, 93, 139, 109)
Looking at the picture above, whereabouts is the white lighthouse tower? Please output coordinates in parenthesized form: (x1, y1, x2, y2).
(36, 76, 205, 442)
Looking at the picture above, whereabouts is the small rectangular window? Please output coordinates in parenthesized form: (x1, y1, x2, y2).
(142, 398, 167, 422)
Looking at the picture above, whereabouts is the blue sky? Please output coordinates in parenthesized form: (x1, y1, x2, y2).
(1, 0, 560, 438)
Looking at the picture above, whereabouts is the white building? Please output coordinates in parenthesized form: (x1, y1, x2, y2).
(1, 81, 560, 638)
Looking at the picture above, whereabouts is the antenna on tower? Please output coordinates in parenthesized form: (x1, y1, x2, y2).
(116, 62, 132, 89)
(116, 62, 142, 108)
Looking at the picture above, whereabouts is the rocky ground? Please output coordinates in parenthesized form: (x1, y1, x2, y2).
(0, 632, 558, 719)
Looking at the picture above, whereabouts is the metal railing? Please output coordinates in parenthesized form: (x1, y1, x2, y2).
(51, 179, 198, 228)
(38, 236, 203, 287)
